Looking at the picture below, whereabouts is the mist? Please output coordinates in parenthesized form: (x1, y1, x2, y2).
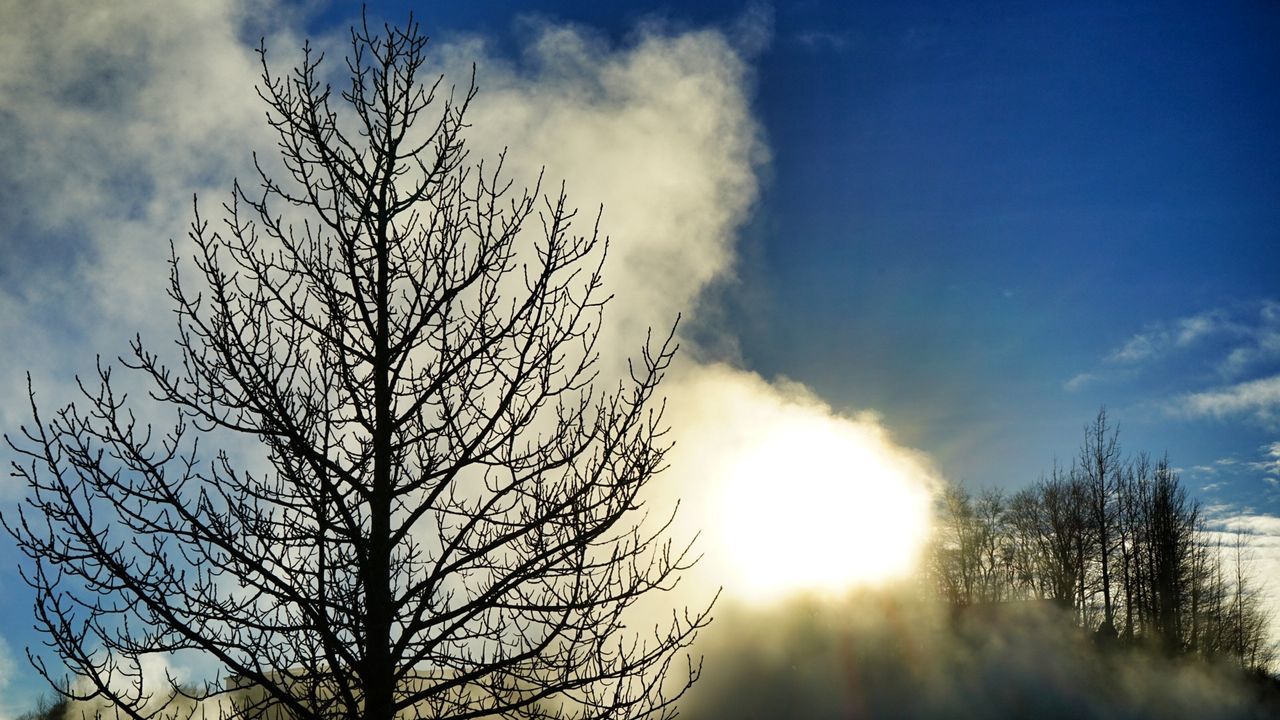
(684, 590, 1277, 720)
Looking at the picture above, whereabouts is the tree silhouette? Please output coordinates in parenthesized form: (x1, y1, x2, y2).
(1080, 407, 1121, 634)
(925, 409, 1274, 674)
(5, 18, 707, 720)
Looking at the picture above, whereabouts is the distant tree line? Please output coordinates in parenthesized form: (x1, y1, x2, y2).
(927, 408, 1275, 674)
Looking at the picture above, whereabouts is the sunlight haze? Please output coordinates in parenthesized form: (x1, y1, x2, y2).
(716, 417, 936, 599)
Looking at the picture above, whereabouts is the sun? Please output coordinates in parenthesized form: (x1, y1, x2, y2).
(712, 416, 936, 601)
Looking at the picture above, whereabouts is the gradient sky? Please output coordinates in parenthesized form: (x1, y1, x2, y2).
(2, 0, 1279, 711)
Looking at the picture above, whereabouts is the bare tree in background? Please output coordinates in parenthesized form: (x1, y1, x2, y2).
(1038, 462, 1090, 610)
(1003, 487, 1044, 600)
(1080, 408, 1121, 634)
(930, 484, 980, 606)
(1145, 456, 1197, 650)
(1226, 531, 1275, 671)
(926, 408, 1276, 674)
(1115, 452, 1149, 640)
(5, 18, 708, 720)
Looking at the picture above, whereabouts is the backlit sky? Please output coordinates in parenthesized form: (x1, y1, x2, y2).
(1, 0, 1279, 711)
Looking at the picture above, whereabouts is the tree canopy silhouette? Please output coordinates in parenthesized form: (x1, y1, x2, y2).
(5, 17, 706, 720)
(926, 408, 1274, 675)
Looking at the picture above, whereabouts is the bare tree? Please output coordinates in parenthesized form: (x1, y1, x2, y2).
(1115, 452, 1150, 640)
(1225, 531, 1275, 672)
(1141, 456, 1196, 651)
(926, 410, 1275, 673)
(1080, 407, 1121, 634)
(5, 19, 707, 720)
(930, 483, 978, 606)
(1003, 487, 1044, 600)
(1037, 462, 1090, 610)
(972, 488, 1007, 603)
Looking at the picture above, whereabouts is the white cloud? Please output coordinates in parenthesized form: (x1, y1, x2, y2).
(1216, 513, 1280, 537)
(1175, 312, 1220, 346)
(0, 0, 296, 436)
(429, 19, 766, 367)
(1102, 303, 1280, 378)
(1106, 311, 1226, 365)
(1110, 332, 1161, 364)
(1205, 512, 1280, 645)
(1063, 372, 1097, 392)
(1171, 374, 1280, 423)
(1247, 441, 1280, 476)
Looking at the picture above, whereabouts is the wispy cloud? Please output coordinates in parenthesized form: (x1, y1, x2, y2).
(793, 30, 849, 52)
(1247, 441, 1280, 476)
(1171, 374, 1280, 423)
(1063, 372, 1097, 392)
(1110, 333, 1161, 364)
(1220, 300, 1280, 377)
(1187, 447, 1280, 506)
(1104, 302, 1280, 377)
(1107, 310, 1230, 364)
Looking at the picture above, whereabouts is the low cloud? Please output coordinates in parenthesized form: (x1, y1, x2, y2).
(425, 16, 767, 368)
(1215, 513, 1280, 537)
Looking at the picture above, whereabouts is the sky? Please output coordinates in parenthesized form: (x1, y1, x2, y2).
(1, 0, 1279, 713)
(321, 2, 1280, 501)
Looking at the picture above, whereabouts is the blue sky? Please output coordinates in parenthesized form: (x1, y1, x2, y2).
(1, 0, 1279, 711)
(336, 0, 1280, 505)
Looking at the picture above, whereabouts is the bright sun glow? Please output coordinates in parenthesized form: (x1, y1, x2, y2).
(713, 416, 936, 601)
